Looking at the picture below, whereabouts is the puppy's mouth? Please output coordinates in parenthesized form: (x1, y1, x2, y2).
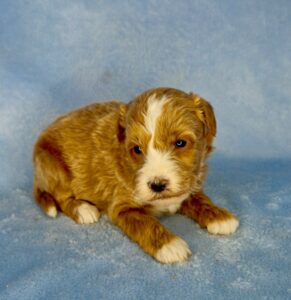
(150, 191, 190, 206)
(150, 188, 187, 200)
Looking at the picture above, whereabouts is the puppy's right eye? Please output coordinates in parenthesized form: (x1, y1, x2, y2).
(175, 139, 187, 148)
(133, 145, 142, 155)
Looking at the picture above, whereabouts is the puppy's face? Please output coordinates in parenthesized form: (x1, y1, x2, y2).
(121, 88, 216, 206)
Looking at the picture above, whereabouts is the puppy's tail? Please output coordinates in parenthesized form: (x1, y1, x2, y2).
(33, 183, 58, 218)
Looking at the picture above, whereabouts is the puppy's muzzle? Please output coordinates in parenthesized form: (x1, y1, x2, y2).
(148, 178, 169, 193)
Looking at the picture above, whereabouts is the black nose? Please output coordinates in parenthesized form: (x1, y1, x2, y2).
(150, 182, 166, 192)
(149, 178, 169, 193)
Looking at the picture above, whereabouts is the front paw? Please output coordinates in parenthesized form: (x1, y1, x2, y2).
(207, 215, 239, 235)
(155, 237, 192, 264)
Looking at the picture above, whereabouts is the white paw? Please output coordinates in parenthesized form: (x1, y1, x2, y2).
(207, 217, 239, 235)
(155, 237, 192, 264)
(46, 206, 58, 218)
(75, 203, 100, 224)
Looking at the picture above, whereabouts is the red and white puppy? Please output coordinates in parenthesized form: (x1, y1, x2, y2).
(33, 87, 239, 263)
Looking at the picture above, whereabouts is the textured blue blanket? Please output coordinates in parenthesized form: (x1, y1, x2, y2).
(1, 1, 290, 299)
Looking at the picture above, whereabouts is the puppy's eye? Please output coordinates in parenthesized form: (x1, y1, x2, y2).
(133, 145, 142, 155)
(175, 140, 187, 148)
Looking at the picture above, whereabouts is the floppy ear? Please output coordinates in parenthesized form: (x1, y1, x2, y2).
(191, 93, 217, 144)
(117, 103, 128, 142)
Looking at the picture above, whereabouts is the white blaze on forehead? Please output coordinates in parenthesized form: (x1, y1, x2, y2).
(144, 94, 169, 134)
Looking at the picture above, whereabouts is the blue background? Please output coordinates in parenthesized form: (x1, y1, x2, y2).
(1, 1, 290, 299)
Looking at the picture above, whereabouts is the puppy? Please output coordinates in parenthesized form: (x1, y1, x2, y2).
(33, 87, 239, 264)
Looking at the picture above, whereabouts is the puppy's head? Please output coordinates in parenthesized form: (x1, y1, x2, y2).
(119, 87, 216, 205)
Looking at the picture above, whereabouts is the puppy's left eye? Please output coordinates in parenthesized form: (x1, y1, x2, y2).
(175, 140, 187, 148)
(133, 145, 142, 155)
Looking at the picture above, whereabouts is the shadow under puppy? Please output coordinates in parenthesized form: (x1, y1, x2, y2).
(33, 87, 239, 264)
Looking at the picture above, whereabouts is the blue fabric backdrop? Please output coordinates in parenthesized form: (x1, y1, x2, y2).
(1, 1, 290, 299)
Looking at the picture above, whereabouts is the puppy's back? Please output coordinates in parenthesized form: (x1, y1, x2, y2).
(34, 101, 122, 159)
(33, 101, 124, 214)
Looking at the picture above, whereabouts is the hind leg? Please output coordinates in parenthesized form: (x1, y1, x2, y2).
(34, 182, 58, 218)
(58, 197, 100, 224)
(34, 147, 99, 224)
